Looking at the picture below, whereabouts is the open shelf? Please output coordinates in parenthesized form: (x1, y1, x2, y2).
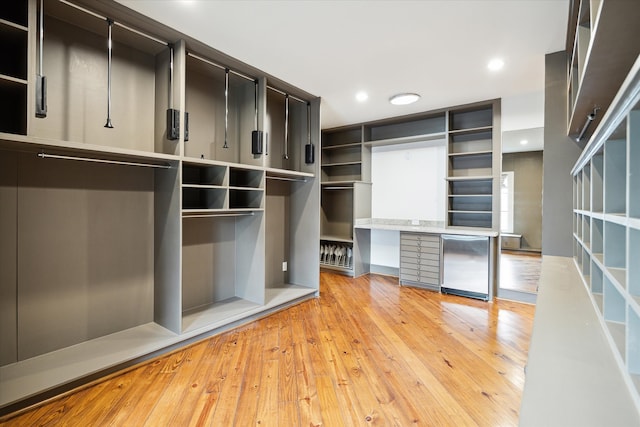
(604, 138, 627, 215)
(0, 21, 28, 80)
(591, 152, 604, 213)
(449, 106, 493, 131)
(364, 112, 445, 142)
(604, 221, 626, 287)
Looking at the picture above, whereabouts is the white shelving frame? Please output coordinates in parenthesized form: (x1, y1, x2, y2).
(572, 54, 640, 413)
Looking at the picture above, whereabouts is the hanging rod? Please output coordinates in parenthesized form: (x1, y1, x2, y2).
(59, 0, 168, 46)
(38, 152, 171, 169)
(266, 86, 307, 104)
(266, 175, 308, 182)
(576, 107, 600, 142)
(183, 212, 255, 218)
(323, 186, 353, 190)
(187, 52, 255, 82)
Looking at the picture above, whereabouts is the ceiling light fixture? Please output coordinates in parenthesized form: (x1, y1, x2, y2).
(355, 91, 368, 102)
(389, 93, 420, 105)
(520, 139, 529, 145)
(487, 58, 504, 71)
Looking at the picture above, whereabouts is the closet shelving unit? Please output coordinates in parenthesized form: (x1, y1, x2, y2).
(446, 105, 500, 229)
(572, 55, 640, 411)
(566, 0, 640, 140)
(0, 1, 29, 135)
(320, 101, 500, 278)
(0, 0, 319, 413)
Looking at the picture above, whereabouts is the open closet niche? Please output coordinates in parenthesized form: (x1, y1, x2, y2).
(264, 87, 316, 175)
(184, 53, 259, 166)
(30, 0, 181, 156)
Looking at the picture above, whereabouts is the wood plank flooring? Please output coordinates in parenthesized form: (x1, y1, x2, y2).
(500, 251, 542, 294)
(0, 273, 535, 426)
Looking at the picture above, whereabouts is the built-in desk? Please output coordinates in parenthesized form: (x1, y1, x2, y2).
(520, 256, 640, 426)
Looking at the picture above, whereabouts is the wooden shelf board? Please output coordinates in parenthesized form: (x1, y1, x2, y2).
(264, 285, 317, 306)
(182, 184, 226, 189)
(448, 194, 492, 198)
(0, 18, 28, 32)
(228, 186, 263, 191)
(265, 168, 314, 180)
(445, 176, 494, 182)
(607, 267, 627, 289)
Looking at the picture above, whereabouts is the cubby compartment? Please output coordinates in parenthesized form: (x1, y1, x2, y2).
(629, 109, 640, 219)
(448, 194, 492, 212)
(629, 228, 640, 305)
(265, 177, 319, 293)
(0, 0, 28, 27)
(582, 215, 591, 249)
(604, 221, 626, 288)
(0, 79, 27, 135)
(449, 106, 493, 131)
(0, 22, 28, 80)
(576, 213, 583, 241)
(576, 171, 583, 212)
(448, 211, 492, 229)
(321, 163, 362, 182)
(320, 239, 354, 273)
(182, 163, 227, 187)
(322, 143, 361, 165)
(364, 113, 445, 142)
(583, 163, 591, 211)
(582, 247, 590, 279)
(265, 88, 309, 172)
(31, 2, 178, 155)
(448, 130, 493, 154)
(184, 54, 258, 165)
(628, 308, 640, 393)
(591, 261, 604, 312)
(321, 185, 354, 241)
(604, 137, 627, 216)
(592, 217, 604, 262)
(183, 187, 227, 211)
(448, 152, 492, 177)
(323, 126, 362, 147)
(229, 167, 263, 189)
(181, 214, 264, 333)
(449, 178, 493, 195)
(604, 276, 626, 359)
(591, 152, 604, 212)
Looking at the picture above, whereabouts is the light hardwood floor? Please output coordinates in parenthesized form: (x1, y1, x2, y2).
(0, 273, 535, 426)
(500, 251, 542, 294)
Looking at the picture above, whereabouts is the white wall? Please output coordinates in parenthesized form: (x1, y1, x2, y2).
(370, 139, 446, 268)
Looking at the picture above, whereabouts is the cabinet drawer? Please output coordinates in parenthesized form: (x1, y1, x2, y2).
(400, 268, 439, 281)
(400, 248, 440, 259)
(401, 258, 439, 269)
(400, 237, 440, 248)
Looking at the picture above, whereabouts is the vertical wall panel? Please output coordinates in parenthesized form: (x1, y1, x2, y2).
(0, 151, 17, 365)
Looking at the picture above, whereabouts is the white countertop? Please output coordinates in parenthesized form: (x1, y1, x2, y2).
(519, 255, 640, 426)
(354, 218, 499, 237)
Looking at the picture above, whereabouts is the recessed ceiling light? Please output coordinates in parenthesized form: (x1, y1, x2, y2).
(487, 58, 504, 71)
(520, 139, 529, 145)
(389, 93, 420, 105)
(355, 91, 368, 102)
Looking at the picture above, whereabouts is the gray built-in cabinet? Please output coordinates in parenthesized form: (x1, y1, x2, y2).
(0, 0, 320, 412)
(321, 100, 500, 277)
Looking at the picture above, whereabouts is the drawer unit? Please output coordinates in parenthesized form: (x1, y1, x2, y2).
(399, 232, 441, 291)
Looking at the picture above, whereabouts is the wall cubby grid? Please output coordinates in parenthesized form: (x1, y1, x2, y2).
(572, 55, 640, 412)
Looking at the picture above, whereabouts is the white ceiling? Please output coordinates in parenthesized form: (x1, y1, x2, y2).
(116, 0, 569, 142)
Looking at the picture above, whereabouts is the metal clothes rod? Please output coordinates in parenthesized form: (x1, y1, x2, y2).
(58, 0, 168, 47)
(266, 86, 307, 104)
(187, 53, 255, 82)
(38, 152, 171, 169)
(323, 186, 353, 190)
(266, 176, 307, 182)
(576, 107, 599, 142)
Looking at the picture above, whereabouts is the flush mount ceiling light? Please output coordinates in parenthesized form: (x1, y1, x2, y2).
(487, 58, 505, 71)
(520, 139, 529, 145)
(389, 93, 420, 105)
(355, 91, 368, 102)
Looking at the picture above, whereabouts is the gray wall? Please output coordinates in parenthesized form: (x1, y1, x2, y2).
(542, 51, 584, 256)
(503, 151, 543, 251)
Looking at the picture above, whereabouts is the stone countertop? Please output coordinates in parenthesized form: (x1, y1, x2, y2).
(354, 218, 499, 237)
